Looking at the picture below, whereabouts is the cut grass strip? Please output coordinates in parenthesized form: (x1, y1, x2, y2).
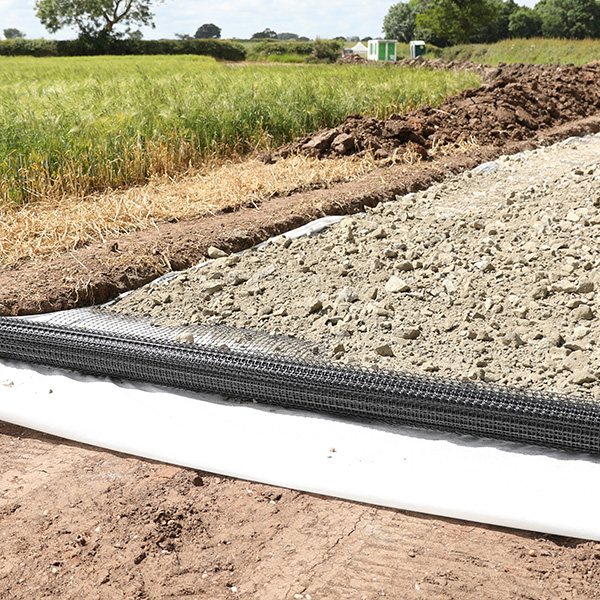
(0, 154, 381, 268)
(0, 135, 480, 270)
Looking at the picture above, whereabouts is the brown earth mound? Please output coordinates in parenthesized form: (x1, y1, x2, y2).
(267, 61, 600, 162)
(337, 53, 368, 65)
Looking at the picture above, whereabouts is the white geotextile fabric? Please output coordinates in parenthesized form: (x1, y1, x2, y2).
(2, 214, 600, 540)
(2, 357, 600, 540)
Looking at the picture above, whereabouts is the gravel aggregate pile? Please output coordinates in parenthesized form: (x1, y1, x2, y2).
(111, 134, 600, 399)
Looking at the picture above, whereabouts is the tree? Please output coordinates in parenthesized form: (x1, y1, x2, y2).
(508, 6, 542, 38)
(535, 0, 600, 39)
(383, 1, 447, 45)
(474, 0, 519, 43)
(383, 1, 418, 42)
(417, 0, 500, 45)
(251, 28, 277, 39)
(194, 23, 221, 39)
(277, 32, 299, 40)
(174, 32, 192, 40)
(34, 0, 157, 39)
(3, 28, 26, 39)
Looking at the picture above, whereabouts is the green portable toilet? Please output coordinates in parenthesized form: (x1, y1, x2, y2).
(409, 40, 426, 58)
(367, 39, 397, 62)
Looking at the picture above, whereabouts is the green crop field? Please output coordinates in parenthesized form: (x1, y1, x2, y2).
(439, 37, 600, 66)
(0, 55, 480, 205)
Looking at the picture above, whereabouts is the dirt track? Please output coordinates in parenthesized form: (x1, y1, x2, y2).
(2, 61, 600, 598)
(2, 418, 600, 600)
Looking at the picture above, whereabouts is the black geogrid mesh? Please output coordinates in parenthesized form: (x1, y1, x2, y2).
(1, 308, 599, 454)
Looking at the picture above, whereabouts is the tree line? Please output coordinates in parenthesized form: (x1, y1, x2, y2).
(383, 0, 600, 46)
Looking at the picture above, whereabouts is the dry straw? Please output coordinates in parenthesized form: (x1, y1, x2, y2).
(0, 153, 380, 268)
(0, 133, 481, 270)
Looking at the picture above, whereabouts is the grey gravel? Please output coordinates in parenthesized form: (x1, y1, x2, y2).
(110, 134, 600, 399)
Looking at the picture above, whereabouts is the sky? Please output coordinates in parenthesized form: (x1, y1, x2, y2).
(2, 0, 539, 41)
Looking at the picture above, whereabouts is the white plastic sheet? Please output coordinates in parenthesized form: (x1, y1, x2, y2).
(2, 357, 600, 540)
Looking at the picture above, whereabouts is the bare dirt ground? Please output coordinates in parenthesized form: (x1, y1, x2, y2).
(2, 61, 600, 599)
(2, 419, 600, 600)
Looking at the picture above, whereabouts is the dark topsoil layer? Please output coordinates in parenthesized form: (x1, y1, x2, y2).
(3, 59, 600, 316)
(268, 60, 600, 161)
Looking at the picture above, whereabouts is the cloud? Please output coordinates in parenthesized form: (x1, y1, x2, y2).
(0, 0, 539, 41)
(151, 0, 391, 39)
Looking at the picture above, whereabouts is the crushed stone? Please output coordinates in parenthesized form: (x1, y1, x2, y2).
(109, 134, 600, 399)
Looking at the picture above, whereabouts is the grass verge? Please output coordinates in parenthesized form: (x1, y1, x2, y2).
(438, 37, 600, 66)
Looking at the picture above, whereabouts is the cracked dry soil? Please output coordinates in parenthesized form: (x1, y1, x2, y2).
(2, 134, 600, 600)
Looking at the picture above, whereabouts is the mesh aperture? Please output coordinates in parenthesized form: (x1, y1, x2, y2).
(0, 310, 599, 455)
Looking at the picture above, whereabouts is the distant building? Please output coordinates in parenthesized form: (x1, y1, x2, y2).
(367, 40, 397, 62)
(410, 40, 426, 58)
(351, 42, 368, 58)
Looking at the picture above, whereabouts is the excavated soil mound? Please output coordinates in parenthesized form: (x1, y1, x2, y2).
(268, 61, 600, 161)
(337, 53, 368, 65)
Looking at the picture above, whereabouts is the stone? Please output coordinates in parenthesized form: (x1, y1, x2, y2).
(531, 285, 548, 299)
(202, 282, 223, 295)
(397, 261, 414, 272)
(374, 343, 394, 357)
(573, 305, 594, 321)
(475, 260, 494, 272)
(577, 280, 595, 293)
(226, 271, 250, 286)
(501, 332, 526, 347)
(385, 276, 410, 293)
(175, 332, 194, 343)
(573, 326, 591, 340)
(338, 287, 359, 303)
(542, 329, 564, 347)
(550, 280, 578, 293)
(563, 350, 589, 373)
(476, 330, 493, 342)
(442, 278, 457, 294)
(256, 265, 276, 280)
(399, 327, 421, 340)
(207, 246, 228, 259)
(569, 370, 597, 385)
(306, 299, 323, 314)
